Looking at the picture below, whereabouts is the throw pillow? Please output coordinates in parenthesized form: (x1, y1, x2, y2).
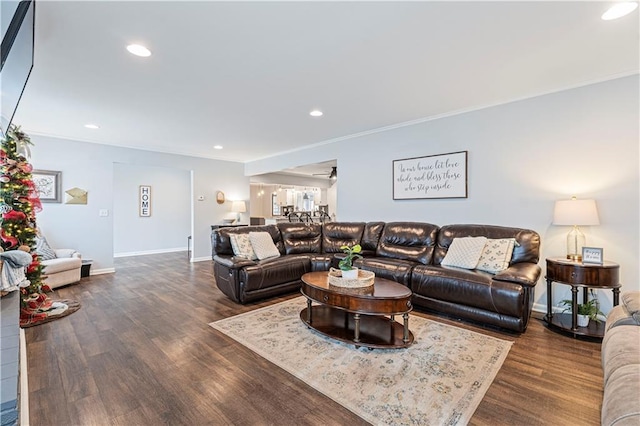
(248, 232, 280, 260)
(476, 238, 516, 274)
(441, 236, 488, 269)
(34, 236, 57, 260)
(229, 234, 257, 260)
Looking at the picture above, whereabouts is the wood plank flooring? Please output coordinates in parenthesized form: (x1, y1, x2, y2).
(26, 252, 604, 425)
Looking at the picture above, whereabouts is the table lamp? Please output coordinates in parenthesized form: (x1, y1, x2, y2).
(553, 196, 600, 261)
(231, 200, 246, 224)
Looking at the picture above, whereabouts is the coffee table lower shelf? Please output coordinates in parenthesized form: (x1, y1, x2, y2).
(300, 305, 414, 349)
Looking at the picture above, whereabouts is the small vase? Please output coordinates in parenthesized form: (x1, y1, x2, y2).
(342, 268, 359, 280)
(577, 314, 590, 327)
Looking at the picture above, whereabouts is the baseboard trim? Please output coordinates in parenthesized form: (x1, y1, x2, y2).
(114, 248, 187, 258)
(532, 302, 546, 315)
(91, 268, 116, 275)
(190, 256, 211, 263)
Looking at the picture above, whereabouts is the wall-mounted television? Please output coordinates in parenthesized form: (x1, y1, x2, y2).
(1, 0, 35, 137)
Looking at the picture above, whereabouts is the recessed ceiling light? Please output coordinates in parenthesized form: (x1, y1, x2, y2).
(84, 124, 100, 129)
(309, 110, 323, 117)
(214, 145, 223, 150)
(126, 44, 152, 57)
(602, 2, 638, 20)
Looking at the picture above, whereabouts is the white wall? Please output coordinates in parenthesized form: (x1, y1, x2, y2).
(245, 75, 639, 314)
(113, 163, 191, 256)
(31, 135, 249, 272)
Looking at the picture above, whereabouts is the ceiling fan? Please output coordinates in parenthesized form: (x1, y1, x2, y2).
(313, 166, 337, 180)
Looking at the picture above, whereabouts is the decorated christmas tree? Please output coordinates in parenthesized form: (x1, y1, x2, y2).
(0, 125, 47, 303)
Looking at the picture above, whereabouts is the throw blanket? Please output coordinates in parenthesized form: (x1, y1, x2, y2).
(0, 250, 33, 292)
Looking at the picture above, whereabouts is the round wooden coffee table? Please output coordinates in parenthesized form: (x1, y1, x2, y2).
(300, 271, 414, 349)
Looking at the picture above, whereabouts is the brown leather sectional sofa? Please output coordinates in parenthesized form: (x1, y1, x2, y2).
(211, 221, 541, 332)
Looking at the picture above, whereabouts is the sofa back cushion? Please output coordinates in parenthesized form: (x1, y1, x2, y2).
(433, 224, 540, 266)
(361, 222, 385, 255)
(212, 225, 283, 256)
(376, 222, 439, 265)
(321, 222, 365, 253)
(278, 223, 322, 254)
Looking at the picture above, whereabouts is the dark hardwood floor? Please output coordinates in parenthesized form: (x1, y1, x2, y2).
(26, 252, 603, 425)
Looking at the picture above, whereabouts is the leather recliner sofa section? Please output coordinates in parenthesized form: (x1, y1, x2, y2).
(211, 221, 541, 332)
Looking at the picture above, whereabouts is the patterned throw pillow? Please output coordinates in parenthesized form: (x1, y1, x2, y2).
(441, 237, 488, 269)
(229, 234, 257, 260)
(34, 236, 57, 260)
(476, 238, 516, 274)
(248, 232, 280, 260)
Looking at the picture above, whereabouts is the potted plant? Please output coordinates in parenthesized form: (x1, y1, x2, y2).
(338, 244, 363, 279)
(559, 298, 604, 327)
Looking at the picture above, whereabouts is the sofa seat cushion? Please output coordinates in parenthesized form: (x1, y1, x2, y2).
(41, 257, 82, 274)
(355, 257, 417, 286)
(411, 265, 526, 318)
(602, 324, 640, 385)
(240, 255, 312, 292)
(601, 363, 640, 426)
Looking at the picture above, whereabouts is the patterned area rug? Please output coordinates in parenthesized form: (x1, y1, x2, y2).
(210, 297, 512, 425)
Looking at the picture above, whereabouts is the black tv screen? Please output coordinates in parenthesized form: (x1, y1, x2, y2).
(1, 0, 35, 137)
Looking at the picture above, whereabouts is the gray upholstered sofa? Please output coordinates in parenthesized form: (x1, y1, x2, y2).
(601, 291, 640, 426)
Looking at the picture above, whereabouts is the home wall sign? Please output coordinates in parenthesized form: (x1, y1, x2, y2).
(139, 185, 152, 217)
(393, 151, 468, 200)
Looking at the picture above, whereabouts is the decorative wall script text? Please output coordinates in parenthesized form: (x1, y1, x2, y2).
(393, 151, 467, 199)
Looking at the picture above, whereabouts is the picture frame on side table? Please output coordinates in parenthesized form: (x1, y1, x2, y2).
(32, 170, 62, 203)
(582, 247, 603, 264)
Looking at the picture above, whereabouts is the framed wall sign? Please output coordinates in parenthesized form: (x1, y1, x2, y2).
(32, 170, 62, 203)
(139, 185, 151, 217)
(393, 151, 467, 200)
(582, 247, 603, 264)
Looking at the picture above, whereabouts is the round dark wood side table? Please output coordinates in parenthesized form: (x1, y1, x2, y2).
(544, 257, 620, 339)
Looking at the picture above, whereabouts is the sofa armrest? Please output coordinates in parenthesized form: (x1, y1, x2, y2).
(213, 255, 257, 269)
(493, 262, 541, 287)
(54, 249, 81, 259)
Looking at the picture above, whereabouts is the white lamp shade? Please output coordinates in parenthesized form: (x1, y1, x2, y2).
(553, 199, 600, 226)
(231, 201, 247, 213)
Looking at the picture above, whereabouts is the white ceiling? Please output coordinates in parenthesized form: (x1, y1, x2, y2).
(11, 1, 640, 164)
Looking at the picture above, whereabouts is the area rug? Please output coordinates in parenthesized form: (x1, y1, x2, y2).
(210, 297, 512, 425)
(20, 298, 80, 328)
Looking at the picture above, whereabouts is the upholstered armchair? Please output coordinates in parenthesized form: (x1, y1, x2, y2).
(41, 248, 82, 289)
(35, 233, 82, 289)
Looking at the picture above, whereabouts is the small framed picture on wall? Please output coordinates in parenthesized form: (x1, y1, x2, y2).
(32, 170, 62, 203)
